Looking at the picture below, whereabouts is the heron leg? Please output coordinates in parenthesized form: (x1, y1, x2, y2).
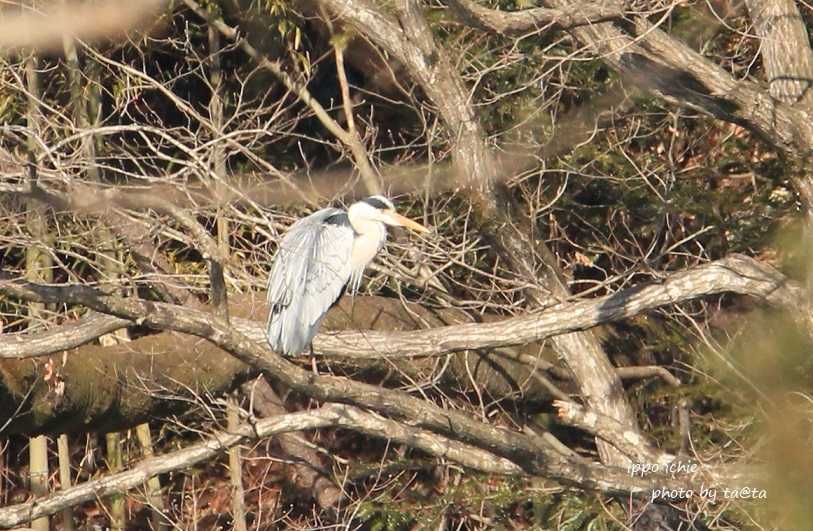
(309, 344, 319, 375)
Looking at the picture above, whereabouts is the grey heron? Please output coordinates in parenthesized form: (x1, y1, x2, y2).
(266, 195, 430, 356)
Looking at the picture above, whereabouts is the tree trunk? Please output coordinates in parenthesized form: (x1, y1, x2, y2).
(62, 14, 129, 346)
(209, 13, 231, 322)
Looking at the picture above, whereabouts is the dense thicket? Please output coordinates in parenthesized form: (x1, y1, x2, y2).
(1, 1, 812, 529)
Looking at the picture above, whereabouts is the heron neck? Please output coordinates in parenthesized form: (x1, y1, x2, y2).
(348, 213, 384, 237)
(349, 219, 387, 283)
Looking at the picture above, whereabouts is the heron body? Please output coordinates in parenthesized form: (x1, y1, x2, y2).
(266, 196, 429, 356)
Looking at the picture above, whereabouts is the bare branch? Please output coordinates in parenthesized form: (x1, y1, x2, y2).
(0, 312, 128, 359)
(554, 400, 670, 465)
(3, 254, 807, 362)
(445, 0, 622, 36)
(181, 0, 382, 195)
(616, 366, 681, 387)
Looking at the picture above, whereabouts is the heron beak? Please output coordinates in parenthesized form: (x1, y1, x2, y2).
(384, 211, 430, 234)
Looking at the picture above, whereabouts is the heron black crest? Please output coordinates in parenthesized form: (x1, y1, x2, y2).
(362, 195, 394, 210)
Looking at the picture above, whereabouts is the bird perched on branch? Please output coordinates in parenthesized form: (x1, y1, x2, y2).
(266, 195, 430, 357)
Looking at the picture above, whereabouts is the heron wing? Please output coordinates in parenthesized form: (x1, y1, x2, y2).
(266, 208, 354, 355)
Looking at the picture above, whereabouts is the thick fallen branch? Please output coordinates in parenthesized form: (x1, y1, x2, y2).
(0, 257, 783, 492)
(0, 295, 555, 435)
(3, 254, 807, 361)
(0, 278, 561, 467)
(0, 328, 254, 435)
(0, 312, 128, 359)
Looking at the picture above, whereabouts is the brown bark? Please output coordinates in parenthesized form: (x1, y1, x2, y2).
(0, 328, 251, 435)
(0, 293, 264, 435)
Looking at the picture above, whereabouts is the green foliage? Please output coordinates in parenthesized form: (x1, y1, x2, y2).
(357, 499, 416, 530)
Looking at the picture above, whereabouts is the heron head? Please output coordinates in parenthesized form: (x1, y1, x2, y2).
(350, 195, 430, 234)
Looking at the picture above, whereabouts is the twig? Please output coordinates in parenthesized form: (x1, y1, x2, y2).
(181, 0, 382, 194)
